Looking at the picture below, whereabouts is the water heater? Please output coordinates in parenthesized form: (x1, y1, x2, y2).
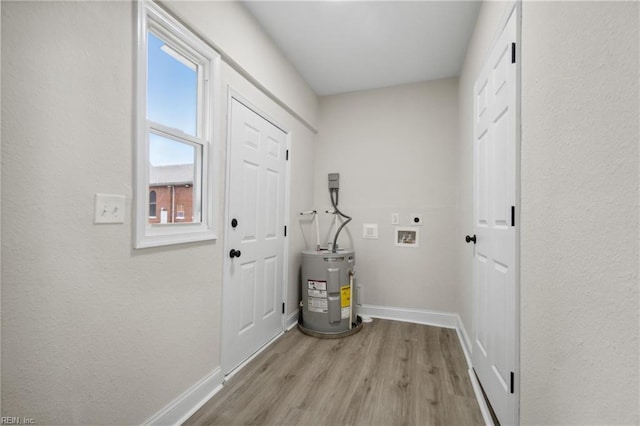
(298, 173, 362, 338)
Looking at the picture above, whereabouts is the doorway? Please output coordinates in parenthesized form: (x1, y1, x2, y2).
(471, 4, 520, 424)
(222, 96, 288, 375)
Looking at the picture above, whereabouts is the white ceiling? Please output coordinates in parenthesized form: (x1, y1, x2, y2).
(243, 1, 481, 96)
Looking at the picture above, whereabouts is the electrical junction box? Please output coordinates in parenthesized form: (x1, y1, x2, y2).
(328, 173, 340, 189)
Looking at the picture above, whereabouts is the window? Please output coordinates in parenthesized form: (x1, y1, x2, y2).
(149, 190, 157, 218)
(135, 1, 220, 248)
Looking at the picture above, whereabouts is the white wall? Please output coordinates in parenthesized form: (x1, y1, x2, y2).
(520, 2, 639, 423)
(312, 79, 460, 313)
(163, 1, 319, 131)
(1, 1, 316, 424)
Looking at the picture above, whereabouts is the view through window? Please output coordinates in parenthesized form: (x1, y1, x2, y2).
(147, 31, 199, 224)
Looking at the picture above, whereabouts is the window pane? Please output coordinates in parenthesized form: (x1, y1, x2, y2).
(149, 190, 157, 218)
(149, 133, 201, 224)
(147, 31, 198, 136)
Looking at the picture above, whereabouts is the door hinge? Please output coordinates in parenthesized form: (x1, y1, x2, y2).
(510, 371, 515, 394)
(511, 42, 516, 64)
(284, 225, 287, 237)
(511, 206, 515, 227)
(282, 302, 285, 314)
(286, 150, 289, 161)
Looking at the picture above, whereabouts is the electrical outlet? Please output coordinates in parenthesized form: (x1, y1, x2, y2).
(94, 194, 126, 224)
(391, 213, 400, 225)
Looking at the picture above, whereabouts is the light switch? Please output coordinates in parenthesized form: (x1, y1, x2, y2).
(391, 213, 400, 225)
(94, 194, 126, 224)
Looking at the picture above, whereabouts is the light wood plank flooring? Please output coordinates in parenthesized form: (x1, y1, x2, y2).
(185, 319, 484, 425)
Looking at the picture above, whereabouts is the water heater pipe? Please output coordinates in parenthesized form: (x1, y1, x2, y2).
(330, 188, 352, 253)
(300, 210, 321, 250)
(348, 270, 354, 330)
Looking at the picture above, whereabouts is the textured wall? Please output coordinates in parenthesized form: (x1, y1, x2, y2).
(312, 79, 459, 312)
(1, 1, 316, 424)
(520, 2, 639, 423)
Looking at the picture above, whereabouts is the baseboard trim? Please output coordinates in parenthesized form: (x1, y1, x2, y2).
(285, 308, 299, 331)
(455, 314, 473, 368)
(468, 367, 495, 426)
(358, 304, 458, 329)
(143, 367, 223, 426)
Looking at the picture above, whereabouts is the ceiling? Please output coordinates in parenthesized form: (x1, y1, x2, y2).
(243, 1, 481, 96)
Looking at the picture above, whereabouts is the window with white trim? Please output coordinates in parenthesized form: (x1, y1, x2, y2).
(135, 1, 220, 248)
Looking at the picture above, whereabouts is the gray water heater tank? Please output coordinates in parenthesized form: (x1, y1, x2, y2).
(299, 249, 360, 336)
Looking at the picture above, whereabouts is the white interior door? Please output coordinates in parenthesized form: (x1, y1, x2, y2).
(222, 97, 287, 375)
(472, 7, 518, 425)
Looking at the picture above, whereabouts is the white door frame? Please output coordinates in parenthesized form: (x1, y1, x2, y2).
(471, 2, 521, 424)
(221, 87, 291, 376)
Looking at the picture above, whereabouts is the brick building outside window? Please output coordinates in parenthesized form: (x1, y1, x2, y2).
(149, 164, 194, 224)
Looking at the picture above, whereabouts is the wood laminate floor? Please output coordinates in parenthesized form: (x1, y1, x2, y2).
(185, 319, 484, 425)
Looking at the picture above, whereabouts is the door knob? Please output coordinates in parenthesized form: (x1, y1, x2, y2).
(231, 218, 238, 228)
(465, 234, 476, 244)
(229, 249, 241, 258)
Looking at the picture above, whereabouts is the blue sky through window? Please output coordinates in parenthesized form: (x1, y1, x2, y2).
(147, 31, 198, 166)
(149, 133, 196, 167)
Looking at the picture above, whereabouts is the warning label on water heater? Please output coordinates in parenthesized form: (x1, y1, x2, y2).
(308, 280, 327, 299)
(340, 286, 351, 319)
(308, 280, 327, 291)
(308, 280, 328, 312)
(308, 297, 328, 313)
(340, 285, 350, 308)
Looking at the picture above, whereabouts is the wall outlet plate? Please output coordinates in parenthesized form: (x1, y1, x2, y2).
(94, 194, 126, 224)
(391, 213, 400, 225)
(363, 223, 379, 239)
(410, 214, 423, 226)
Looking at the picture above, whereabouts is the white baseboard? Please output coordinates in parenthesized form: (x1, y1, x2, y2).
(285, 308, 299, 330)
(468, 367, 495, 426)
(455, 314, 473, 368)
(358, 304, 458, 329)
(143, 367, 224, 426)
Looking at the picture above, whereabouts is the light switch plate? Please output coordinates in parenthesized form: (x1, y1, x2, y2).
(94, 194, 126, 224)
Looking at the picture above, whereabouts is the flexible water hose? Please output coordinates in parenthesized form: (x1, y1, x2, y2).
(330, 188, 352, 253)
